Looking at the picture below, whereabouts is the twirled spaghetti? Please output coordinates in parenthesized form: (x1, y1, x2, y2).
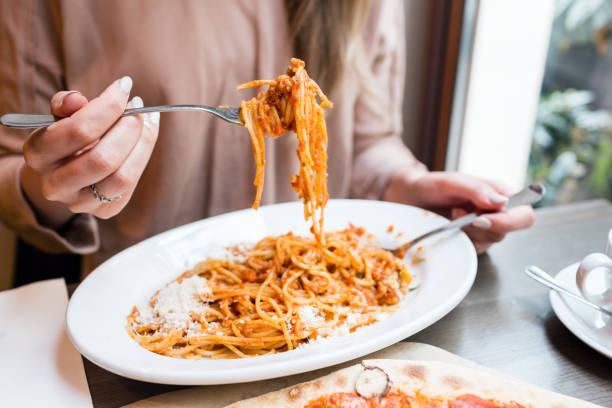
(239, 58, 331, 245)
(127, 226, 412, 359)
(127, 60, 414, 359)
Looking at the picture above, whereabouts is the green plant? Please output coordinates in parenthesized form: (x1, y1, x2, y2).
(527, 0, 612, 206)
(528, 89, 612, 205)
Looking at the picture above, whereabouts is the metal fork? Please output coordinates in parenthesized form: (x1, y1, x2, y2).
(383, 183, 545, 257)
(0, 105, 244, 129)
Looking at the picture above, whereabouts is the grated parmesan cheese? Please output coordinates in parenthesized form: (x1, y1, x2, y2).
(138, 275, 212, 329)
(375, 312, 390, 322)
(186, 321, 202, 338)
(345, 311, 361, 327)
(204, 243, 252, 264)
(297, 306, 323, 328)
(317, 325, 350, 338)
(135, 302, 154, 324)
(206, 322, 220, 332)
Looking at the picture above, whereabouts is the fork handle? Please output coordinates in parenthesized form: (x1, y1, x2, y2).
(439, 182, 545, 231)
(0, 105, 227, 129)
(403, 183, 545, 250)
(0, 112, 149, 129)
(419, 184, 544, 234)
(0, 114, 57, 129)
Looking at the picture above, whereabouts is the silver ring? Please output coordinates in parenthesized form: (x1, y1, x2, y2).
(89, 184, 122, 203)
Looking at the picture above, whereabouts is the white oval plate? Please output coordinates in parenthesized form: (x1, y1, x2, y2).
(549, 263, 612, 359)
(66, 199, 477, 385)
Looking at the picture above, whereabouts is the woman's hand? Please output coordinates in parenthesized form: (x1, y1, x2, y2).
(20, 77, 160, 229)
(383, 171, 535, 254)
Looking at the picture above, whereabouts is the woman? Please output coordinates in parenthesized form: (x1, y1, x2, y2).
(0, 0, 534, 275)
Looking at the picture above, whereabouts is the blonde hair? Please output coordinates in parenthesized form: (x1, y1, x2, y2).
(285, 0, 373, 97)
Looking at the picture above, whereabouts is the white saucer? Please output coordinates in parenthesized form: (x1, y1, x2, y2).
(549, 263, 612, 358)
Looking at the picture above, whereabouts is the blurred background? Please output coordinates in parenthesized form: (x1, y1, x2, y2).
(1, 0, 610, 288)
(402, 0, 612, 207)
(529, 0, 612, 206)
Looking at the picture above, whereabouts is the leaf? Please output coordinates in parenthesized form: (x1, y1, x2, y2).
(534, 125, 554, 147)
(590, 136, 612, 195)
(574, 110, 612, 131)
(549, 151, 577, 185)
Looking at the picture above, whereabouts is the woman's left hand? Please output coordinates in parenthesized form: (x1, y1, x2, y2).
(383, 171, 536, 254)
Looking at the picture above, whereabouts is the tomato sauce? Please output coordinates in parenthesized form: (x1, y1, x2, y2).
(303, 391, 528, 408)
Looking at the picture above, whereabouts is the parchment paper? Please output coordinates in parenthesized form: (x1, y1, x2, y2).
(123, 342, 485, 408)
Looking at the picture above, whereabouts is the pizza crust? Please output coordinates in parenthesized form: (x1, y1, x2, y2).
(224, 359, 603, 408)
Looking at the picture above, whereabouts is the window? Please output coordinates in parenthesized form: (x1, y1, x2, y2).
(448, 0, 555, 192)
(445, 0, 612, 205)
(528, 0, 612, 206)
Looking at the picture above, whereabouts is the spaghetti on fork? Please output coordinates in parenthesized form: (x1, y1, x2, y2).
(239, 58, 332, 245)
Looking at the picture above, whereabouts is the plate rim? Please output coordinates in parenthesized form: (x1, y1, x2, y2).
(66, 199, 478, 384)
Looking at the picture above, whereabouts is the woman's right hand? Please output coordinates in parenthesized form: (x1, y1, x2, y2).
(20, 77, 160, 229)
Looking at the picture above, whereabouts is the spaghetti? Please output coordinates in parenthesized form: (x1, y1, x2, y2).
(127, 226, 412, 359)
(239, 58, 332, 245)
(127, 60, 414, 359)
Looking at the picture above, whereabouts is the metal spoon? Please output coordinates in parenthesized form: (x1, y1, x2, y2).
(384, 183, 545, 256)
(0, 105, 244, 129)
(525, 265, 612, 316)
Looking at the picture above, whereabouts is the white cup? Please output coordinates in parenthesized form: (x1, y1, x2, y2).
(576, 229, 612, 312)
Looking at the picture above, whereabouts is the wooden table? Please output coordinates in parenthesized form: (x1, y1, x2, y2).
(79, 200, 612, 407)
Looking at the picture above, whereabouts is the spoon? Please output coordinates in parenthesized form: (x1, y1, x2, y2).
(384, 183, 545, 257)
(525, 265, 612, 316)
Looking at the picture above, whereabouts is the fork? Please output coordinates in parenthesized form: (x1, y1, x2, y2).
(383, 183, 545, 257)
(0, 105, 244, 129)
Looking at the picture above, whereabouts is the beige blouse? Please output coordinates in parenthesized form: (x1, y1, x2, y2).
(0, 0, 425, 272)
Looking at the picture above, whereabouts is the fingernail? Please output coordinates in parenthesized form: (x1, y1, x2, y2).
(489, 193, 508, 205)
(131, 96, 144, 108)
(144, 111, 160, 128)
(59, 90, 81, 107)
(119, 76, 133, 94)
(472, 216, 492, 229)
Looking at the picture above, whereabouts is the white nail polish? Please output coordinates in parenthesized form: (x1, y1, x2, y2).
(490, 193, 508, 204)
(472, 216, 492, 229)
(144, 111, 160, 128)
(131, 96, 144, 108)
(119, 76, 133, 94)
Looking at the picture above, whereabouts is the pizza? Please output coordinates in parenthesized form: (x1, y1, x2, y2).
(224, 360, 601, 408)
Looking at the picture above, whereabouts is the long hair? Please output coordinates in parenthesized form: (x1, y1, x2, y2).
(285, 0, 372, 96)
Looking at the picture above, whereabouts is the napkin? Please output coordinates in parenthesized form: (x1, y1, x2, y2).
(0, 278, 92, 407)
